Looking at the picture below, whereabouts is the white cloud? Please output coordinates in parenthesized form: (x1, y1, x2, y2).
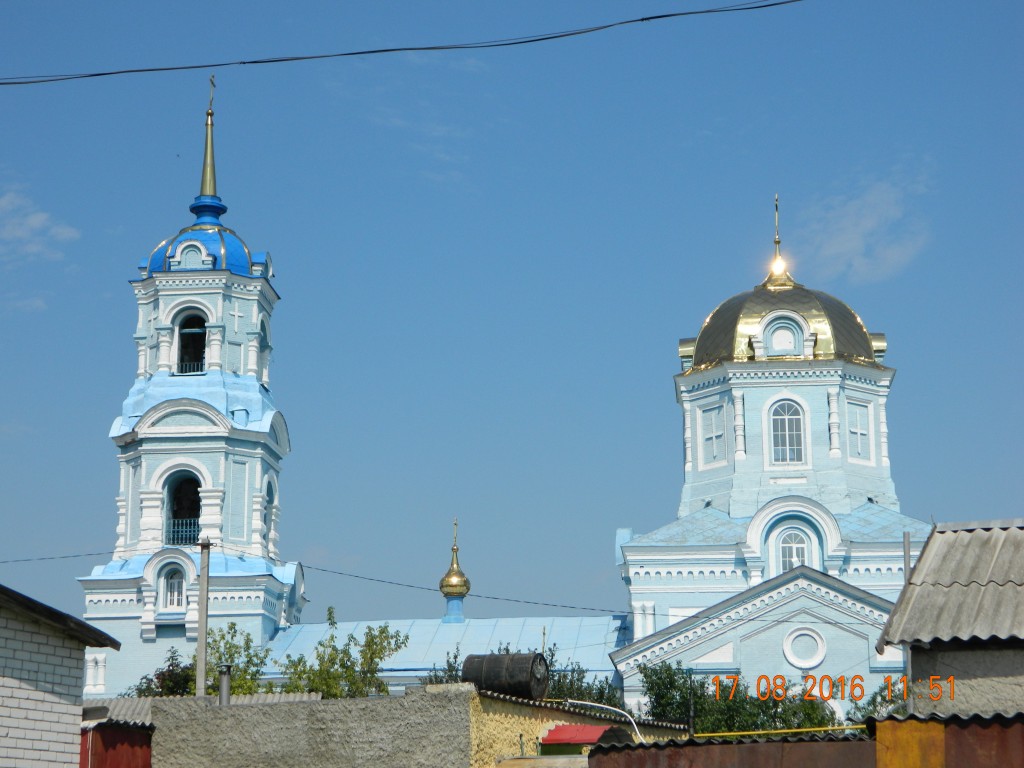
(0, 293, 48, 313)
(793, 170, 931, 284)
(0, 190, 80, 267)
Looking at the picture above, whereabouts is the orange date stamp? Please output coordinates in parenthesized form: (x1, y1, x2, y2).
(712, 674, 955, 702)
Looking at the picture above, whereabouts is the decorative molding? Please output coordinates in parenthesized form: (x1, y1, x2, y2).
(618, 577, 887, 670)
(827, 388, 841, 457)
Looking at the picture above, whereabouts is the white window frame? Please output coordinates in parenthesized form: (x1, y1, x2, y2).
(779, 530, 809, 573)
(766, 521, 821, 577)
(762, 395, 812, 470)
(161, 566, 186, 611)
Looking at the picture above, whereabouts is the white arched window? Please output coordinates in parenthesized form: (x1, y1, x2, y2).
(779, 530, 809, 572)
(162, 567, 185, 610)
(770, 400, 804, 464)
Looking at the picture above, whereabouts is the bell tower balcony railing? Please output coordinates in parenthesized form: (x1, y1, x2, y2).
(166, 518, 201, 546)
(175, 361, 206, 374)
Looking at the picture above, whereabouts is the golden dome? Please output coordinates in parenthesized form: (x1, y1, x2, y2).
(684, 197, 883, 373)
(439, 519, 471, 598)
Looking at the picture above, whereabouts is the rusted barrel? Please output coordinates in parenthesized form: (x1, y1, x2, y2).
(461, 653, 549, 700)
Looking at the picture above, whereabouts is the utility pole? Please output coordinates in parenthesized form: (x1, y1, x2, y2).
(195, 536, 211, 697)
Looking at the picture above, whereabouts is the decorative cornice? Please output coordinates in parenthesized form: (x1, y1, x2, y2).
(616, 576, 888, 671)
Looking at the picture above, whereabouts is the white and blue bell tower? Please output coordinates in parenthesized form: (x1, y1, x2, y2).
(79, 105, 306, 697)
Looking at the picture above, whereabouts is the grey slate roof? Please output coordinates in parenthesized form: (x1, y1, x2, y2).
(877, 519, 1024, 650)
(0, 582, 120, 650)
(83, 693, 323, 728)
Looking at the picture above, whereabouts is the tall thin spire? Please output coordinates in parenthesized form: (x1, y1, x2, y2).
(774, 193, 781, 259)
(765, 193, 794, 288)
(200, 75, 217, 197)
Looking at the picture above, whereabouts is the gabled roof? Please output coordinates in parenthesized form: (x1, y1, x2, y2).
(612, 566, 893, 667)
(878, 519, 1024, 650)
(0, 582, 120, 650)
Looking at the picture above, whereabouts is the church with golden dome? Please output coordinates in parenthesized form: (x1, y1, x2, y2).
(610, 202, 931, 713)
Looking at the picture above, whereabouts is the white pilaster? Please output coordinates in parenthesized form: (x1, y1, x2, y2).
(827, 387, 841, 457)
(733, 391, 746, 460)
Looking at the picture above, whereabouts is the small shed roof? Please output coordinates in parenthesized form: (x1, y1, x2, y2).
(878, 519, 1024, 650)
(0, 582, 119, 650)
(543, 724, 616, 744)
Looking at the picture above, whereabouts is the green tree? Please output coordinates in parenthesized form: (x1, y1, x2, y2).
(639, 663, 841, 735)
(545, 645, 624, 709)
(123, 647, 195, 696)
(200, 621, 272, 695)
(281, 607, 409, 698)
(846, 679, 907, 722)
(423, 643, 463, 684)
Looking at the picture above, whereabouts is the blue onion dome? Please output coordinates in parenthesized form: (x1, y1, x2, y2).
(140, 108, 270, 279)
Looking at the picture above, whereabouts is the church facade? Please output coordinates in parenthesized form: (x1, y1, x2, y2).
(611, 224, 932, 712)
(75, 104, 930, 707)
(78, 107, 305, 697)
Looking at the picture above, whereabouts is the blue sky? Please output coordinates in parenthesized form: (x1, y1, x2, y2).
(1, 1, 1021, 626)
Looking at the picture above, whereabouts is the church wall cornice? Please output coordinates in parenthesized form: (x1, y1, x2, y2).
(614, 577, 889, 672)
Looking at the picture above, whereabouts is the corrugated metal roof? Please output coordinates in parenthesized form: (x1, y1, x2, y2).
(865, 711, 1024, 724)
(542, 724, 616, 744)
(82, 692, 322, 727)
(590, 730, 872, 753)
(477, 690, 686, 732)
(878, 520, 1024, 648)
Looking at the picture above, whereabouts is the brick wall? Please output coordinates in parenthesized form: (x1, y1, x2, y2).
(0, 610, 86, 766)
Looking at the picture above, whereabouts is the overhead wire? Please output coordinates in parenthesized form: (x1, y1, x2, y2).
(0, 542, 904, 632)
(0, 0, 802, 86)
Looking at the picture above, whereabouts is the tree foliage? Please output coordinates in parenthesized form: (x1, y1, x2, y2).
(281, 607, 409, 698)
(423, 643, 464, 684)
(846, 679, 907, 722)
(201, 622, 272, 695)
(639, 663, 841, 734)
(123, 647, 195, 697)
(125, 623, 271, 697)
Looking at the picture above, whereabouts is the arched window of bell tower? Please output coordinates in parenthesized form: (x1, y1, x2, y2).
(166, 473, 202, 546)
(177, 314, 207, 374)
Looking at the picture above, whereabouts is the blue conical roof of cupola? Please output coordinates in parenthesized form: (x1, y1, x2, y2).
(140, 108, 268, 278)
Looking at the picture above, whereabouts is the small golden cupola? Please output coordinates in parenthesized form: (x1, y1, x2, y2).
(440, 519, 470, 622)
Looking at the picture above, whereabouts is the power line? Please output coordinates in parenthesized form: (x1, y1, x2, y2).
(1, 543, 899, 632)
(0, 1, 802, 87)
(0, 551, 114, 565)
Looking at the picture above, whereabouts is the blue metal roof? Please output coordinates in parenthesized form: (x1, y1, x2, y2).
(626, 508, 748, 547)
(839, 503, 932, 541)
(266, 614, 630, 678)
(81, 552, 299, 583)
